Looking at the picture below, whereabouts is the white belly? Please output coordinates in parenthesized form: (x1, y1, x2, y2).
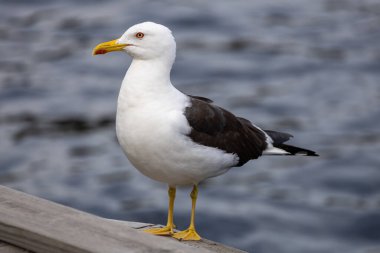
(116, 98, 238, 186)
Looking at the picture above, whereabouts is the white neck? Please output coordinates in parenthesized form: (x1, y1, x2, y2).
(118, 56, 184, 109)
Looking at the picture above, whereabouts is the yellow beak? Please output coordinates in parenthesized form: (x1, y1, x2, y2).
(92, 39, 129, 56)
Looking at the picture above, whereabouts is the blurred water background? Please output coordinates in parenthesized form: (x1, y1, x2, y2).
(1, 0, 380, 252)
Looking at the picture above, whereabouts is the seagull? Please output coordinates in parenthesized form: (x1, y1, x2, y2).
(93, 21, 318, 241)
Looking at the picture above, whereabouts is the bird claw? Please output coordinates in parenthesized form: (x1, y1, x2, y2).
(144, 225, 174, 236)
(172, 228, 201, 241)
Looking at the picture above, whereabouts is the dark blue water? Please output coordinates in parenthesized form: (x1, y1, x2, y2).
(1, 0, 380, 252)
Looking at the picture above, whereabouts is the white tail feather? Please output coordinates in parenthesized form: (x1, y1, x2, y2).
(263, 147, 290, 155)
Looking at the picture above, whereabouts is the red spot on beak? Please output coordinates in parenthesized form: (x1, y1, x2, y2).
(94, 49, 107, 55)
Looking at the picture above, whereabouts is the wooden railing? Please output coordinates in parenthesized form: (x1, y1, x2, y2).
(0, 186, 246, 253)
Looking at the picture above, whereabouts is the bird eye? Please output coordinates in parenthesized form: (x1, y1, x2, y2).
(135, 32, 144, 39)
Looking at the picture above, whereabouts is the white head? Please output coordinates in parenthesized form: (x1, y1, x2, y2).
(93, 22, 176, 63)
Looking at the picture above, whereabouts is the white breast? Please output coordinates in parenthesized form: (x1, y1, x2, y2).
(116, 85, 237, 186)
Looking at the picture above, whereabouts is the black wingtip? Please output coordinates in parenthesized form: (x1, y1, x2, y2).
(299, 151, 319, 157)
(277, 144, 319, 157)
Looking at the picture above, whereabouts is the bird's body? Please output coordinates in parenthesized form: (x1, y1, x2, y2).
(93, 21, 318, 241)
(116, 60, 236, 185)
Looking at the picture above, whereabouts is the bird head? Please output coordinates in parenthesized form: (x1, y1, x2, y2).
(92, 22, 176, 61)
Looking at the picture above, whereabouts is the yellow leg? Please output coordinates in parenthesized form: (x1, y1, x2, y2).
(172, 185, 201, 241)
(144, 186, 176, 236)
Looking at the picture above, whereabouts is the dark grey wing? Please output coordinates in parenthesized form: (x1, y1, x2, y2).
(264, 130, 293, 145)
(188, 95, 213, 103)
(184, 96, 268, 166)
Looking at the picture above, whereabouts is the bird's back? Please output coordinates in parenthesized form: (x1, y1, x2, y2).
(185, 96, 268, 166)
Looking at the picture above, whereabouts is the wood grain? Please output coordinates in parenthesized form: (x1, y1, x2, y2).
(0, 186, 246, 253)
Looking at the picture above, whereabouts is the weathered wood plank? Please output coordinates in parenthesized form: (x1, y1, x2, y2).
(0, 240, 31, 253)
(107, 220, 247, 253)
(0, 186, 246, 253)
